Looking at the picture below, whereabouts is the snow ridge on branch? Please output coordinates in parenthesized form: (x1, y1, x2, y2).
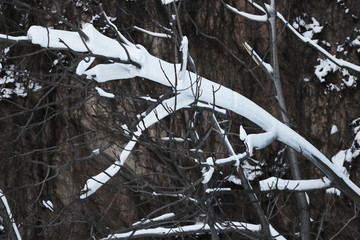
(12, 22, 360, 204)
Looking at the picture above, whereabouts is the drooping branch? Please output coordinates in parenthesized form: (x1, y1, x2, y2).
(3, 23, 360, 204)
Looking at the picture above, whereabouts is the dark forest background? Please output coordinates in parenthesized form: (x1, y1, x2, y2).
(0, 0, 360, 239)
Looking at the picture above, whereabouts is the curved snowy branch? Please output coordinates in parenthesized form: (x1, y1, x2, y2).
(223, 3, 267, 22)
(11, 24, 360, 204)
(80, 93, 193, 198)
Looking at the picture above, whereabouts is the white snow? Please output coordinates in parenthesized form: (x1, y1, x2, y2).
(201, 157, 214, 184)
(192, 102, 227, 114)
(321, 40, 331, 47)
(303, 17, 323, 39)
(103, 221, 285, 240)
(95, 87, 115, 98)
(351, 36, 360, 46)
(305, 192, 310, 205)
(161, 0, 178, 5)
(327, 118, 360, 195)
(151, 192, 197, 203)
(215, 153, 247, 166)
(76, 56, 95, 75)
(239, 125, 247, 141)
(22, 23, 360, 201)
(160, 137, 192, 142)
(178, 36, 188, 86)
(225, 175, 242, 185)
(4, 47, 10, 55)
(0, 219, 3, 232)
(330, 150, 351, 183)
(42, 200, 54, 212)
(239, 125, 276, 156)
(314, 58, 338, 83)
(326, 187, 341, 196)
(277, 12, 360, 72)
(121, 124, 130, 135)
(134, 26, 171, 38)
(337, 44, 344, 52)
(330, 125, 339, 135)
(28, 24, 144, 64)
(340, 68, 357, 88)
(242, 160, 263, 180)
(132, 212, 175, 226)
(139, 95, 157, 102)
(243, 42, 274, 74)
(0, 189, 22, 240)
(260, 176, 331, 191)
(80, 135, 139, 199)
(225, 4, 267, 22)
(313, 60, 357, 90)
(81, 94, 193, 198)
(292, 15, 323, 40)
(205, 188, 231, 193)
(0, 33, 28, 41)
(292, 22, 299, 29)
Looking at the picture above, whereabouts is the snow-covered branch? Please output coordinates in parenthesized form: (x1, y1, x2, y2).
(277, 12, 360, 73)
(0, 33, 28, 42)
(132, 213, 175, 227)
(0, 189, 21, 240)
(103, 221, 285, 240)
(80, 93, 193, 198)
(202, 157, 214, 184)
(260, 177, 332, 192)
(223, 3, 267, 22)
(224, 3, 360, 73)
(11, 23, 360, 204)
(242, 42, 274, 74)
(239, 125, 276, 156)
(134, 26, 172, 39)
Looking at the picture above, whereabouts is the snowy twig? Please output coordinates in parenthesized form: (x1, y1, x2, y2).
(277, 12, 360, 72)
(0, 34, 28, 42)
(132, 213, 175, 226)
(99, 5, 135, 48)
(242, 42, 274, 73)
(0, 189, 22, 240)
(134, 26, 172, 39)
(222, 2, 267, 22)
